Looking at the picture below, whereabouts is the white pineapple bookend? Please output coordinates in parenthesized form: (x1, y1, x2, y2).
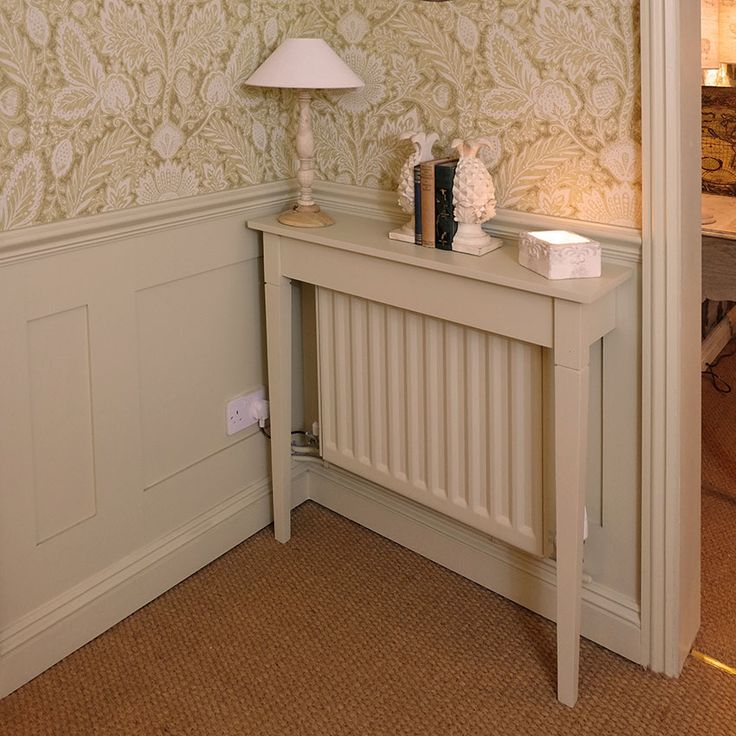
(389, 131, 440, 243)
(451, 137, 503, 256)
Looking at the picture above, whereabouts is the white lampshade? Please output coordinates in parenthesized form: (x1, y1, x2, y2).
(720, 0, 736, 62)
(245, 38, 364, 90)
(703, 0, 720, 68)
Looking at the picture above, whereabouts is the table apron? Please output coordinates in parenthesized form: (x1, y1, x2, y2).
(267, 236, 555, 348)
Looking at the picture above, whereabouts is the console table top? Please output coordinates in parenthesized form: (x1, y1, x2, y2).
(249, 213, 632, 306)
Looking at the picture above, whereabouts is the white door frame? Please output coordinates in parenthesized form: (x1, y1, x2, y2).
(640, 1, 702, 674)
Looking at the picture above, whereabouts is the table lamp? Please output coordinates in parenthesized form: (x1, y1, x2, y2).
(245, 38, 364, 227)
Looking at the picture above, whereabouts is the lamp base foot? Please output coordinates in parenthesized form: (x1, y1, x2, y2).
(278, 204, 334, 228)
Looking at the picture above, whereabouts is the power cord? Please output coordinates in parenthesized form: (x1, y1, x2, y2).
(258, 428, 307, 441)
(291, 426, 320, 456)
(702, 339, 736, 393)
(259, 424, 321, 457)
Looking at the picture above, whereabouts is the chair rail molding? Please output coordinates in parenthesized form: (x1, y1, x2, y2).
(0, 181, 297, 266)
(313, 181, 643, 265)
(640, 0, 702, 675)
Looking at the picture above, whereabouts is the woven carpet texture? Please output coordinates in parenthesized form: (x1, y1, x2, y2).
(698, 344, 736, 668)
(703, 342, 736, 501)
(1, 495, 735, 735)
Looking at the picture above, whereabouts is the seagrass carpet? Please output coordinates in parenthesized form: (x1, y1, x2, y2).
(2, 501, 735, 736)
(703, 340, 736, 501)
(698, 342, 736, 668)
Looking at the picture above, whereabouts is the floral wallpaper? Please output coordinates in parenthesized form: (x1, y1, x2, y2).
(0, 0, 641, 233)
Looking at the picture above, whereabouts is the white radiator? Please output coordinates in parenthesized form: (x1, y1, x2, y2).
(316, 288, 545, 556)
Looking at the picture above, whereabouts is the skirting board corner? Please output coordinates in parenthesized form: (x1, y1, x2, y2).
(0, 471, 310, 700)
(304, 462, 643, 667)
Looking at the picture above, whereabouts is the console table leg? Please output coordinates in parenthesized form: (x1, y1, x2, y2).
(265, 279, 292, 543)
(554, 362, 589, 707)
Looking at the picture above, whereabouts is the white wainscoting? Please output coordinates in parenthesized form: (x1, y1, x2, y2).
(0, 179, 645, 696)
(0, 185, 298, 698)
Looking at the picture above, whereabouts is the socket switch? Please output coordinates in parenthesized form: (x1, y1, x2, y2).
(226, 387, 266, 436)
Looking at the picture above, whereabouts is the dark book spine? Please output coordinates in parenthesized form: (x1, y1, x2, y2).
(420, 160, 437, 247)
(435, 161, 458, 251)
(413, 164, 422, 245)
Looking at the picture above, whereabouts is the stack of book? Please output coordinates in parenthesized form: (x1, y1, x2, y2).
(414, 157, 459, 250)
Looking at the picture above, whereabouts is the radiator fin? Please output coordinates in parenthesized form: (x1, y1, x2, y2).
(317, 289, 544, 555)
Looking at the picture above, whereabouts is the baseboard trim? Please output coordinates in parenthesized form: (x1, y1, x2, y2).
(0, 476, 287, 698)
(1, 458, 641, 699)
(306, 463, 643, 665)
(701, 306, 736, 370)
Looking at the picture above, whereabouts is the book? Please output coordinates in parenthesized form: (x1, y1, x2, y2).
(419, 157, 455, 248)
(435, 160, 458, 251)
(414, 164, 422, 245)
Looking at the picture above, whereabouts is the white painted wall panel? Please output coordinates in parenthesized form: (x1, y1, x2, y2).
(27, 306, 97, 543)
(136, 260, 264, 491)
(0, 190, 282, 697)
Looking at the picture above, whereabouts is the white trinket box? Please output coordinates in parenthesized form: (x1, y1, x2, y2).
(518, 230, 601, 280)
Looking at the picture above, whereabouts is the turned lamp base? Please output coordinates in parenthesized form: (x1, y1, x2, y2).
(244, 38, 365, 230)
(278, 203, 334, 228)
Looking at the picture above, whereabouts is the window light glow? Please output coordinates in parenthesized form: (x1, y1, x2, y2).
(720, 0, 736, 63)
(703, 0, 720, 69)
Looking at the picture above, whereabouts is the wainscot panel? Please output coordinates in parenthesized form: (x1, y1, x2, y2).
(0, 184, 294, 697)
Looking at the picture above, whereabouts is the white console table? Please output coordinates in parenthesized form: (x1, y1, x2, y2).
(248, 213, 632, 707)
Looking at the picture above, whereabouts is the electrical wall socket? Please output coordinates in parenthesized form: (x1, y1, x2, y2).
(226, 387, 266, 436)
